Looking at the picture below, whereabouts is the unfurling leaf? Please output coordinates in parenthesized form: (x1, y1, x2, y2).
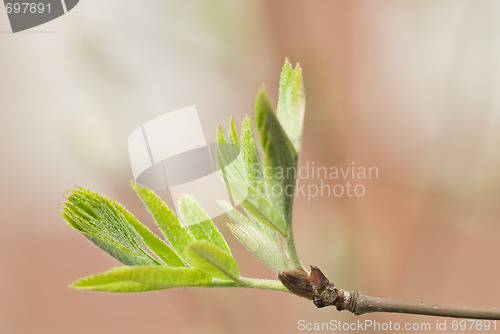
(215, 119, 287, 237)
(277, 59, 305, 153)
(215, 123, 246, 186)
(240, 116, 264, 193)
(223, 179, 286, 236)
(229, 117, 239, 146)
(71, 266, 212, 292)
(62, 188, 183, 267)
(114, 194, 185, 267)
(184, 240, 240, 282)
(131, 181, 194, 262)
(178, 194, 231, 254)
(255, 87, 298, 228)
(220, 201, 290, 272)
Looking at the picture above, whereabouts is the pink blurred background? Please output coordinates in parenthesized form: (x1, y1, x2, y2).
(1, 1, 500, 333)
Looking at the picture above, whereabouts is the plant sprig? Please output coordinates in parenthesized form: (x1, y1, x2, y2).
(62, 59, 305, 293)
(62, 59, 500, 320)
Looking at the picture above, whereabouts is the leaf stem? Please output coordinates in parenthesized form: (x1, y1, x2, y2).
(286, 225, 302, 268)
(209, 277, 291, 293)
(315, 287, 500, 320)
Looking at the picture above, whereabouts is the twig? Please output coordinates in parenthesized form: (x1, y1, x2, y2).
(314, 285, 500, 320)
(279, 266, 500, 320)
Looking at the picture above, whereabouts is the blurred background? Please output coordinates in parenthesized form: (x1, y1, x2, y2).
(1, 0, 500, 333)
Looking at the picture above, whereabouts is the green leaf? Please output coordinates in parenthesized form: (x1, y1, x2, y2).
(184, 240, 240, 282)
(114, 188, 184, 267)
(255, 87, 298, 228)
(62, 189, 159, 265)
(224, 179, 286, 236)
(178, 195, 231, 254)
(71, 266, 212, 292)
(74, 228, 154, 266)
(216, 118, 287, 236)
(240, 116, 265, 194)
(277, 59, 305, 153)
(220, 201, 290, 272)
(78, 229, 155, 266)
(229, 117, 239, 146)
(215, 124, 246, 185)
(216, 123, 229, 145)
(131, 181, 194, 263)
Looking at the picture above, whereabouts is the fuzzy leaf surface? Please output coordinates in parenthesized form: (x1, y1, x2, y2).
(62, 189, 160, 265)
(215, 125, 246, 185)
(216, 120, 286, 236)
(71, 266, 212, 292)
(240, 116, 265, 194)
(184, 240, 240, 282)
(255, 87, 298, 228)
(131, 181, 194, 262)
(113, 191, 184, 267)
(220, 201, 290, 272)
(178, 195, 231, 254)
(224, 179, 286, 236)
(277, 59, 305, 153)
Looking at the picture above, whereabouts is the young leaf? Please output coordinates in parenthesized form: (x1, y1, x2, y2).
(240, 116, 265, 194)
(62, 189, 159, 265)
(225, 179, 286, 236)
(178, 195, 231, 254)
(184, 240, 240, 282)
(216, 119, 287, 236)
(112, 194, 185, 267)
(215, 124, 246, 184)
(71, 266, 212, 292)
(131, 181, 194, 262)
(277, 59, 305, 153)
(255, 87, 298, 227)
(71, 227, 155, 266)
(229, 117, 239, 146)
(220, 201, 290, 272)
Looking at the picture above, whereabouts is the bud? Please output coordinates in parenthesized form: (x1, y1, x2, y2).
(278, 265, 332, 299)
(278, 267, 315, 299)
(310, 265, 330, 292)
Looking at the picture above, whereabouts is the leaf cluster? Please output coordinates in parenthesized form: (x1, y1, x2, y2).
(216, 59, 305, 268)
(61, 59, 305, 293)
(63, 185, 239, 291)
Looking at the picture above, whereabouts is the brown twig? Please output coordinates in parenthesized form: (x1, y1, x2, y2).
(279, 266, 500, 320)
(314, 287, 500, 320)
